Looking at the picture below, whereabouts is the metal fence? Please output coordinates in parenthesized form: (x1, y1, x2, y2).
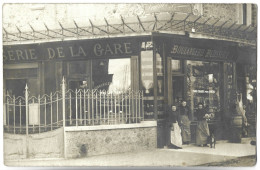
(4, 78, 144, 134)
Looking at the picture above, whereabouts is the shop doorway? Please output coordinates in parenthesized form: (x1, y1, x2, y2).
(157, 76, 184, 147)
(172, 76, 184, 105)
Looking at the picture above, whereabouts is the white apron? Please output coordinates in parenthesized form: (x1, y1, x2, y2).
(171, 122, 182, 147)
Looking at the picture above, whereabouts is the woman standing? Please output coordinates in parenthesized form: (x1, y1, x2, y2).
(179, 100, 191, 145)
(167, 105, 182, 149)
(195, 103, 210, 146)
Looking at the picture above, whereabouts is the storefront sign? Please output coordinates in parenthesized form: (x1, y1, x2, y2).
(3, 38, 140, 63)
(170, 44, 235, 61)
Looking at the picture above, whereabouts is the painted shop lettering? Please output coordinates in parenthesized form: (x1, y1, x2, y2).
(171, 45, 205, 57)
(94, 43, 132, 56)
(3, 49, 37, 61)
(69, 46, 86, 57)
(171, 45, 231, 59)
(205, 49, 229, 59)
(3, 40, 135, 62)
(47, 47, 66, 59)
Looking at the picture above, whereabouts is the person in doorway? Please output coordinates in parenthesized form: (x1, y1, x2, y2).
(166, 105, 182, 149)
(179, 100, 191, 145)
(195, 103, 210, 147)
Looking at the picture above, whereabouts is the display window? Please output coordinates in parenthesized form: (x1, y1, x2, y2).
(186, 60, 221, 120)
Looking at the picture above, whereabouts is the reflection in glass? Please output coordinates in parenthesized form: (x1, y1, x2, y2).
(92, 59, 130, 93)
(108, 59, 130, 93)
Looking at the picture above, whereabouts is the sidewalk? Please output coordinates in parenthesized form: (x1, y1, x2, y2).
(4, 141, 256, 167)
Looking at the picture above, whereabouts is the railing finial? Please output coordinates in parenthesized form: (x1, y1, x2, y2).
(62, 76, 65, 83)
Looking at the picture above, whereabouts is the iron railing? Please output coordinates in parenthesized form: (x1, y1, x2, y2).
(65, 89, 144, 126)
(3, 78, 144, 134)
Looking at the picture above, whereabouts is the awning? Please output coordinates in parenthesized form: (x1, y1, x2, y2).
(3, 12, 256, 46)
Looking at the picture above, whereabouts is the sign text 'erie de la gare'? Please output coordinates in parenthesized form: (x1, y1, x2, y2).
(3, 38, 139, 63)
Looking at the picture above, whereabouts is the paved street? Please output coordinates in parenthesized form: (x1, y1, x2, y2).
(4, 141, 256, 167)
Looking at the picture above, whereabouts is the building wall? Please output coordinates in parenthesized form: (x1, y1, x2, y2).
(4, 133, 27, 160)
(4, 127, 64, 160)
(203, 4, 240, 22)
(64, 122, 157, 158)
(3, 4, 247, 33)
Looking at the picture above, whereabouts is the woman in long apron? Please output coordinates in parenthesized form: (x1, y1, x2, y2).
(179, 101, 191, 145)
(167, 105, 182, 149)
(195, 103, 210, 146)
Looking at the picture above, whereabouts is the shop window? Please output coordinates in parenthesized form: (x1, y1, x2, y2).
(67, 59, 131, 92)
(141, 51, 154, 119)
(226, 62, 234, 112)
(140, 50, 166, 119)
(141, 51, 153, 95)
(171, 59, 181, 72)
(186, 60, 221, 120)
(92, 58, 131, 92)
(156, 53, 164, 118)
(244, 65, 256, 118)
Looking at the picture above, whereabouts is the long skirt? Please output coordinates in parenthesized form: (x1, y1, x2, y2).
(179, 115, 191, 143)
(171, 122, 182, 147)
(196, 120, 210, 145)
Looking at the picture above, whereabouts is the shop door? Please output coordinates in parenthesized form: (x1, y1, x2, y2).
(172, 76, 184, 105)
(158, 57, 184, 148)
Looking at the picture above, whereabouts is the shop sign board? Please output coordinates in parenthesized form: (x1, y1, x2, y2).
(3, 38, 140, 63)
(169, 40, 237, 61)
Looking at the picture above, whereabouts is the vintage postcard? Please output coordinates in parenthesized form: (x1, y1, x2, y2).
(2, 3, 257, 167)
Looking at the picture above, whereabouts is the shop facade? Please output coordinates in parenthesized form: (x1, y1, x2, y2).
(4, 32, 256, 146)
(3, 14, 257, 160)
(151, 33, 240, 146)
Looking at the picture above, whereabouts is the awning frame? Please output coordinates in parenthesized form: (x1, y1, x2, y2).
(3, 12, 257, 46)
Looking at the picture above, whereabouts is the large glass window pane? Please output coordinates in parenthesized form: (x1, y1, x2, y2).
(141, 51, 154, 119)
(172, 59, 181, 72)
(92, 59, 130, 92)
(141, 51, 153, 95)
(186, 60, 221, 120)
(156, 53, 164, 118)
